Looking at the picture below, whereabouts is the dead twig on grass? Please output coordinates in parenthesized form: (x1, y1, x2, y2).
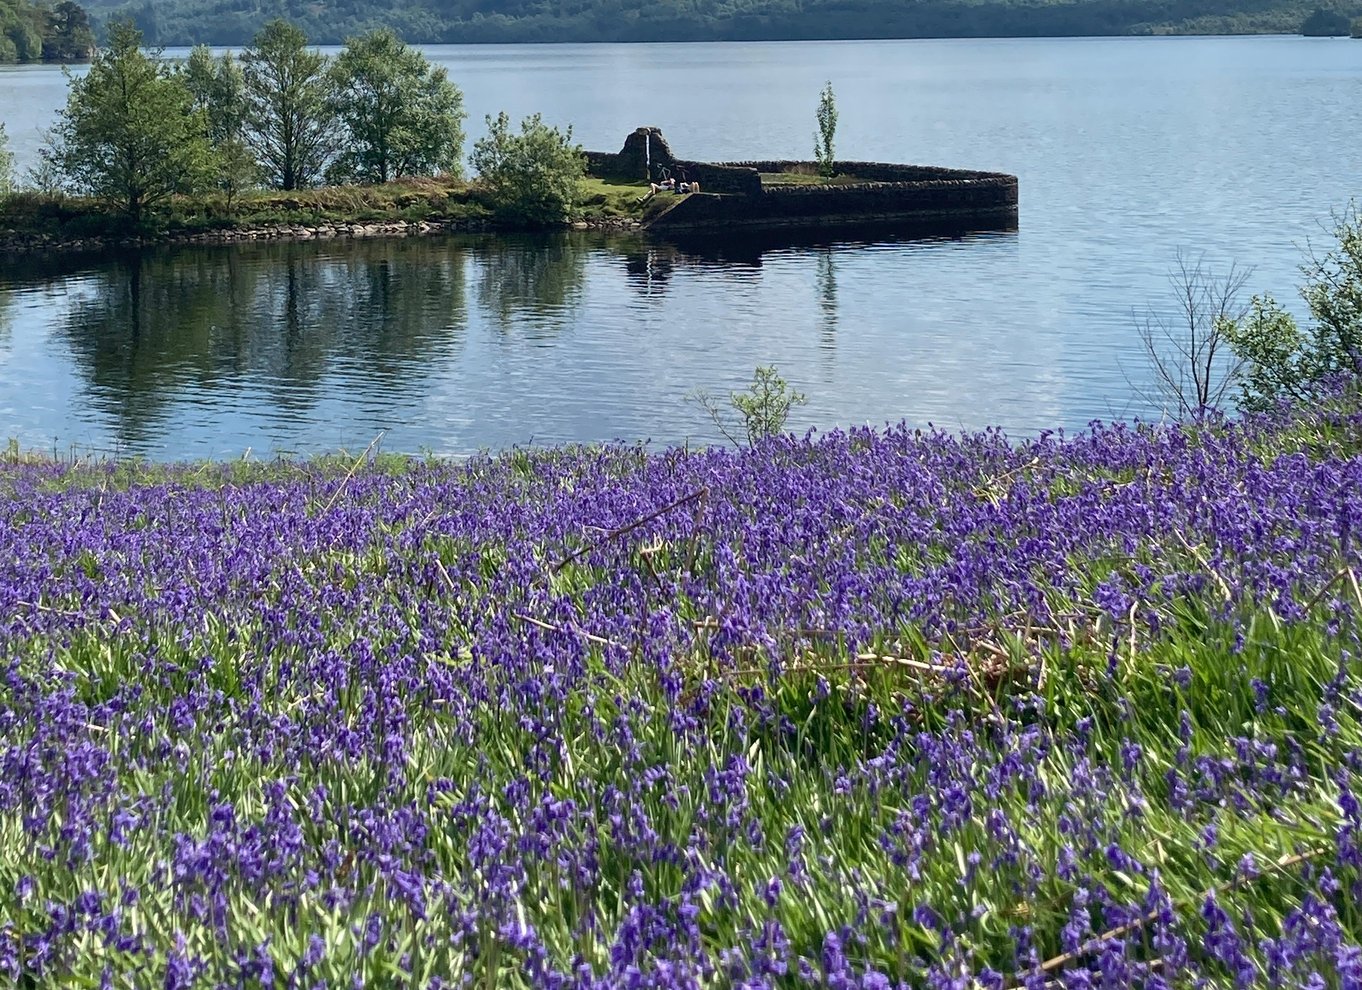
(512, 611, 623, 650)
(554, 488, 708, 573)
(320, 432, 386, 516)
(1170, 527, 1234, 603)
(1016, 846, 1329, 988)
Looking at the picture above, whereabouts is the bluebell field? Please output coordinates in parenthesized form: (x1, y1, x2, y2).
(1, 392, 1361, 988)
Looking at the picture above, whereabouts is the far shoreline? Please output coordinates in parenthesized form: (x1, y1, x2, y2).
(3, 29, 1354, 67)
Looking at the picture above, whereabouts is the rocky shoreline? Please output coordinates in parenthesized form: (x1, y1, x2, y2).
(0, 214, 645, 255)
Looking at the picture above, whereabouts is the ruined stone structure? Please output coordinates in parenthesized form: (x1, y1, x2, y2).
(584, 127, 677, 183)
(584, 130, 1019, 235)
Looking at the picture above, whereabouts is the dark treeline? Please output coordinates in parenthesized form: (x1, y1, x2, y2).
(77, 0, 1362, 46)
(1, 0, 94, 61)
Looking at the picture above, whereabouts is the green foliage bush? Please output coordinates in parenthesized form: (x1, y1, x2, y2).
(692, 365, 809, 446)
(1227, 204, 1362, 410)
(471, 112, 586, 227)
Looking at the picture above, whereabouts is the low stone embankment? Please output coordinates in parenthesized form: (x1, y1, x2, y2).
(0, 215, 644, 256)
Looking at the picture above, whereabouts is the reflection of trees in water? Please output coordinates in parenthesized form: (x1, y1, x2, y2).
(58, 251, 251, 444)
(57, 238, 469, 444)
(473, 233, 587, 333)
(0, 285, 12, 344)
(816, 246, 838, 344)
(252, 239, 469, 390)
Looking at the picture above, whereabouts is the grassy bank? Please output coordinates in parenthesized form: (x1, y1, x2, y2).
(0, 175, 662, 248)
(2, 392, 1362, 986)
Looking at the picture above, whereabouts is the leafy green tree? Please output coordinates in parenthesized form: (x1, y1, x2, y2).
(51, 21, 215, 221)
(814, 80, 837, 179)
(1227, 204, 1362, 410)
(42, 0, 94, 62)
(182, 44, 246, 143)
(182, 45, 258, 204)
(1351, 16, 1362, 36)
(1300, 6, 1350, 34)
(470, 112, 585, 225)
(241, 19, 333, 190)
(2, 10, 41, 61)
(327, 28, 465, 185)
(0, 122, 14, 196)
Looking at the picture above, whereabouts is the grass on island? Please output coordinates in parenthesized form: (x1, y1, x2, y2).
(0, 173, 659, 242)
(760, 171, 864, 187)
(2, 389, 1362, 987)
(0, 177, 489, 240)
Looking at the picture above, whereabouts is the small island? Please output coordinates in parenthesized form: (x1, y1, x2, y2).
(586, 127, 1019, 235)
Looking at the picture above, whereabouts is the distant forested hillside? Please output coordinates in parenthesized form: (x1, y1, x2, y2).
(64, 0, 1362, 46)
(1, 0, 94, 61)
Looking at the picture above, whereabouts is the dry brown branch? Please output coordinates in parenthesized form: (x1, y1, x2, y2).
(14, 599, 82, 617)
(554, 488, 708, 573)
(1301, 567, 1348, 612)
(1018, 846, 1328, 987)
(973, 456, 1042, 502)
(512, 611, 623, 650)
(1170, 527, 1234, 603)
(320, 432, 386, 516)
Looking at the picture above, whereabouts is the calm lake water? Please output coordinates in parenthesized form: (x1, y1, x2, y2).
(1, 36, 1360, 458)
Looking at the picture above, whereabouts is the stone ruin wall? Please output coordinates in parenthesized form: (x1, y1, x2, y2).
(583, 130, 1018, 231)
(647, 175, 1019, 231)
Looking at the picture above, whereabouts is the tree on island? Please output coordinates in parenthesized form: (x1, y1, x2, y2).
(241, 19, 334, 190)
(1300, 6, 1351, 34)
(51, 21, 215, 221)
(183, 44, 246, 145)
(181, 45, 258, 205)
(471, 112, 586, 226)
(42, 0, 94, 62)
(814, 81, 837, 179)
(326, 28, 465, 185)
(1, 3, 42, 62)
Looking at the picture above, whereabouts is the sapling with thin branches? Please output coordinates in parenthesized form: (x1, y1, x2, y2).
(1129, 250, 1252, 420)
(814, 81, 837, 180)
(691, 365, 808, 446)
